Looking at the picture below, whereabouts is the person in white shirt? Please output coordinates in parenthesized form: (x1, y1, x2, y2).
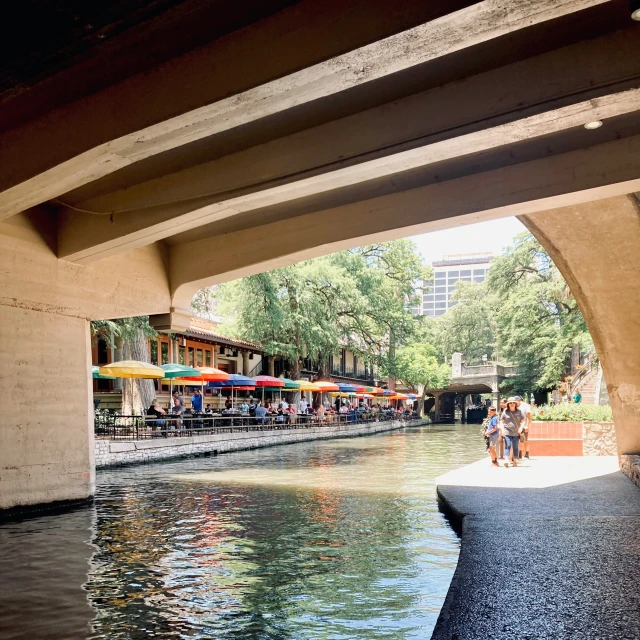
(300, 398, 308, 413)
(280, 398, 289, 410)
(515, 395, 532, 460)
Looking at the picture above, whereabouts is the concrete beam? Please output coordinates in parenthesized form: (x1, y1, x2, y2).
(0, 211, 170, 320)
(56, 25, 640, 262)
(165, 134, 640, 308)
(0, 0, 613, 221)
(521, 196, 640, 455)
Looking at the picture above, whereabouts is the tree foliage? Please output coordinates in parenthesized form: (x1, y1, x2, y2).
(216, 240, 426, 378)
(486, 232, 592, 392)
(428, 232, 592, 394)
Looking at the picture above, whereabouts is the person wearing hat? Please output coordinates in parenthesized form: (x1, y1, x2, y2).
(500, 397, 526, 467)
(515, 395, 532, 460)
(485, 406, 500, 467)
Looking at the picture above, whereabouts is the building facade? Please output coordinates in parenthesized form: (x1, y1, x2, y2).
(414, 253, 493, 316)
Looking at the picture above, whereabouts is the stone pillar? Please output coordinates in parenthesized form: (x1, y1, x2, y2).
(0, 305, 94, 510)
(452, 352, 463, 377)
(522, 195, 640, 454)
(268, 356, 275, 377)
(242, 351, 250, 376)
(492, 391, 500, 409)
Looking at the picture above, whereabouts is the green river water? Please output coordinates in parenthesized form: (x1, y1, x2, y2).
(0, 423, 484, 640)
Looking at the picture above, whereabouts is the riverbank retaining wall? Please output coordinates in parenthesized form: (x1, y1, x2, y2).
(95, 419, 423, 468)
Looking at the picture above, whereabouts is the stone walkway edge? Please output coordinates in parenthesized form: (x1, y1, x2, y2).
(432, 456, 640, 640)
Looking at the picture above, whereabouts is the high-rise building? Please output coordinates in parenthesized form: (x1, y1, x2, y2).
(414, 252, 493, 316)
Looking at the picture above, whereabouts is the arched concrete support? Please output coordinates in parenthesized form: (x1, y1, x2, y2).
(521, 195, 640, 454)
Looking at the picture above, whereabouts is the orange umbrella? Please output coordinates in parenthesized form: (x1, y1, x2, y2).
(313, 380, 340, 392)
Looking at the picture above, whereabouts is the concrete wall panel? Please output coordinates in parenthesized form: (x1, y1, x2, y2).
(0, 305, 94, 508)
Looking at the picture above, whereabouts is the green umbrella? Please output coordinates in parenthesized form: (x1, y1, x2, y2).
(160, 364, 200, 378)
(92, 365, 116, 380)
(276, 378, 301, 404)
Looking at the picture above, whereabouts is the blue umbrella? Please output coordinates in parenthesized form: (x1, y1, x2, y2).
(208, 374, 257, 408)
(337, 383, 357, 393)
(208, 374, 256, 387)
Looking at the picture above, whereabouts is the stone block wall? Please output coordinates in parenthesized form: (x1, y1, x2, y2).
(582, 422, 617, 456)
(619, 455, 640, 488)
(95, 419, 422, 468)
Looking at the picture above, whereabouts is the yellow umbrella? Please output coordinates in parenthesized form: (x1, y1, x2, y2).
(297, 381, 321, 392)
(99, 360, 165, 379)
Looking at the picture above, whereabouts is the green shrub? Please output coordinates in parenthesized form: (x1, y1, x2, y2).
(532, 403, 613, 422)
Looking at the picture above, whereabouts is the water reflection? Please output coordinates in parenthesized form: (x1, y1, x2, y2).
(0, 424, 484, 640)
(0, 507, 96, 640)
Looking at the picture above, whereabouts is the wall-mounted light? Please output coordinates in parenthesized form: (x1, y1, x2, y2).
(584, 120, 603, 130)
(632, 0, 640, 20)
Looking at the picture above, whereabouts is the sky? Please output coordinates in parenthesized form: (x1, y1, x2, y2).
(408, 216, 526, 264)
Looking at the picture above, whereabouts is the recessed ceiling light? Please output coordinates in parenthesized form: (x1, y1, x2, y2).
(584, 120, 603, 130)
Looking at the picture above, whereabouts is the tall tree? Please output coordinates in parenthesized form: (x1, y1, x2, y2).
(216, 240, 426, 378)
(486, 232, 592, 393)
(391, 342, 451, 415)
(430, 282, 497, 365)
(91, 317, 157, 415)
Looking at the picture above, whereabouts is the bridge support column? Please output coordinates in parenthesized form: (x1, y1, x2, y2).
(522, 195, 640, 455)
(432, 392, 442, 422)
(491, 391, 500, 409)
(0, 304, 94, 511)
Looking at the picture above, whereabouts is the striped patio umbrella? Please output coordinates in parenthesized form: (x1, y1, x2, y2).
(297, 381, 321, 392)
(313, 381, 339, 392)
(99, 360, 165, 379)
(253, 375, 285, 402)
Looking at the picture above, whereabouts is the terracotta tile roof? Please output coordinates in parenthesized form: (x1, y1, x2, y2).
(185, 326, 262, 350)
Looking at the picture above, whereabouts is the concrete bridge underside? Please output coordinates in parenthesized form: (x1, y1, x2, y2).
(1, 0, 640, 509)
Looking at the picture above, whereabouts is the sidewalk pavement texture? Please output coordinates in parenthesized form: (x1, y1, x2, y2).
(433, 457, 640, 640)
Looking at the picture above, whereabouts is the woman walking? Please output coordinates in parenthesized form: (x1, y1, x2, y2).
(500, 397, 526, 467)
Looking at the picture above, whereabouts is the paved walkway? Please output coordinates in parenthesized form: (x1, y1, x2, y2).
(433, 457, 640, 640)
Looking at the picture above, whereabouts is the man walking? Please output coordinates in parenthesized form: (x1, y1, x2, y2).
(191, 388, 203, 412)
(515, 395, 532, 460)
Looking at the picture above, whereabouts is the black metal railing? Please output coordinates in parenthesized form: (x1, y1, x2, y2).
(94, 410, 419, 440)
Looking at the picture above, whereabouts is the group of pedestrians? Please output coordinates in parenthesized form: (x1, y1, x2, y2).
(484, 396, 531, 468)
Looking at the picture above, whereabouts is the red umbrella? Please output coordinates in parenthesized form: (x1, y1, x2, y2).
(254, 375, 285, 387)
(254, 375, 284, 403)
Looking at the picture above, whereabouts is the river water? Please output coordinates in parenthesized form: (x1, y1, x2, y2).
(0, 424, 484, 640)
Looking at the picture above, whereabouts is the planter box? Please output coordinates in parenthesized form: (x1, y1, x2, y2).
(528, 421, 616, 456)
